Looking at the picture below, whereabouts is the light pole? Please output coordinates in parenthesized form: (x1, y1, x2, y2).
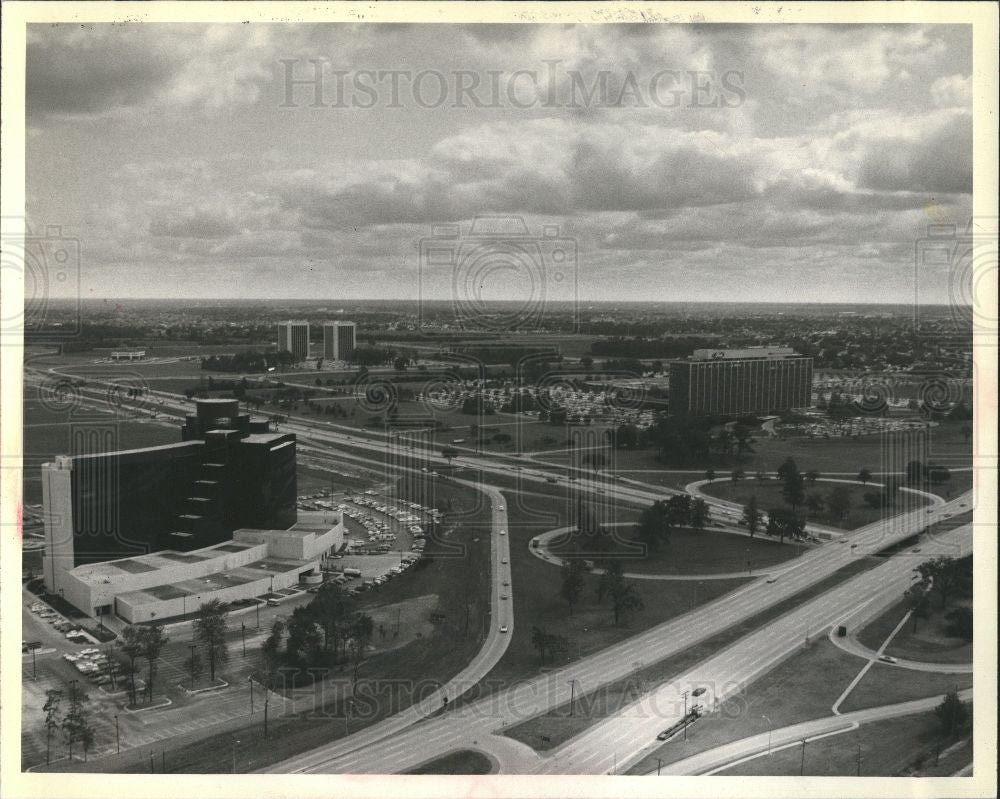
(656, 757, 662, 776)
(249, 676, 254, 714)
(800, 738, 807, 775)
(762, 715, 772, 755)
(241, 622, 247, 657)
(682, 690, 690, 740)
(568, 679, 578, 716)
(232, 739, 240, 773)
(189, 645, 196, 689)
(114, 714, 120, 754)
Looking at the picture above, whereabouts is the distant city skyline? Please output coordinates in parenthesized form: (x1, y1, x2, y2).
(26, 23, 972, 303)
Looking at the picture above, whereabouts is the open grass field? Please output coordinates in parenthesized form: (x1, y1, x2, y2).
(719, 709, 972, 776)
(698, 479, 931, 530)
(549, 525, 801, 575)
(857, 597, 973, 665)
(406, 749, 493, 774)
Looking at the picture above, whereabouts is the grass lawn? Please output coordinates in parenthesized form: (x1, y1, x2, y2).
(699, 479, 931, 530)
(406, 749, 493, 774)
(857, 597, 973, 665)
(719, 710, 972, 776)
(549, 526, 801, 575)
(840, 663, 972, 715)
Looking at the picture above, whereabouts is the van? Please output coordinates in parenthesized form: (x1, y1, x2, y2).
(266, 599, 280, 607)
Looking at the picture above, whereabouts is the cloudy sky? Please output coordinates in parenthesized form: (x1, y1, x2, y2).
(26, 23, 972, 303)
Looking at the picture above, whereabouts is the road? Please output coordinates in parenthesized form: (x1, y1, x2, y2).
(653, 688, 974, 775)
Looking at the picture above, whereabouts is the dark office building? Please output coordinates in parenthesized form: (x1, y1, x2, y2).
(42, 398, 297, 588)
(669, 347, 813, 417)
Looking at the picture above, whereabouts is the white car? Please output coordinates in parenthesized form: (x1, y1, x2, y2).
(499, 530, 506, 536)
(499, 625, 509, 634)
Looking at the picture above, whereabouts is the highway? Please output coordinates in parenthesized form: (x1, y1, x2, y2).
(25, 368, 976, 774)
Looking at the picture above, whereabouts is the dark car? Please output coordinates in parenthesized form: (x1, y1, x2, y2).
(692, 687, 707, 697)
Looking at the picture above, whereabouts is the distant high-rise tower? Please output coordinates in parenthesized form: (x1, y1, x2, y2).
(323, 321, 357, 361)
(277, 320, 310, 362)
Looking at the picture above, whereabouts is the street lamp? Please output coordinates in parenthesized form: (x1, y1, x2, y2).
(232, 739, 240, 773)
(249, 676, 254, 714)
(682, 690, 690, 740)
(762, 714, 772, 755)
(568, 679, 578, 716)
(114, 714, 120, 754)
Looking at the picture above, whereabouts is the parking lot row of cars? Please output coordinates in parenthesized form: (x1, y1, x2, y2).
(61, 648, 124, 686)
(28, 601, 93, 645)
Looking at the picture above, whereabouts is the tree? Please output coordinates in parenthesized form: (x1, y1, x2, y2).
(43, 689, 63, 765)
(140, 624, 169, 702)
(559, 560, 586, 616)
(286, 605, 323, 666)
(690, 498, 710, 529)
(805, 470, 821, 486)
(917, 557, 963, 610)
(776, 457, 799, 483)
(766, 507, 805, 543)
(584, 453, 607, 474)
(597, 560, 644, 625)
(704, 468, 716, 483)
(730, 468, 745, 484)
(827, 486, 852, 522)
(635, 500, 672, 552)
(61, 684, 93, 762)
(733, 423, 755, 455)
(120, 626, 143, 706)
(530, 626, 552, 663)
(349, 613, 375, 695)
(741, 495, 762, 537)
(858, 468, 872, 485)
(259, 619, 285, 739)
(309, 583, 350, 657)
(934, 692, 970, 738)
(440, 446, 459, 466)
(944, 606, 973, 641)
(580, 356, 594, 370)
(193, 599, 230, 682)
(805, 493, 825, 517)
(781, 469, 805, 514)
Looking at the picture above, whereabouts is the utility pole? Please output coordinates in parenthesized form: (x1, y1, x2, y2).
(249, 676, 254, 714)
(856, 742, 862, 775)
(656, 758, 662, 776)
(241, 622, 246, 656)
(568, 679, 578, 716)
(683, 690, 690, 740)
(114, 715, 120, 754)
(800, 738, 806, 776)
